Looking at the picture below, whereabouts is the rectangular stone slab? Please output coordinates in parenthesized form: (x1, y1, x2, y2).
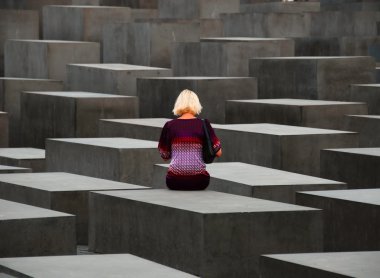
(345, 115, 380, 147)
(152, 162, 346, 203)
(297, 189, 380, 251)
(0, 254, 196, 277)
(89, 189, 322, 278)
(261, 251, 380, 278)
(0, 172, 147, 244)
(0, 148, 45, 172)
(350, 84, 380, 114)
(46, 138, 162, 185)
(0, 112, 8, 147)
(0, 165, 31, 174)
(0, 199, 76, 257)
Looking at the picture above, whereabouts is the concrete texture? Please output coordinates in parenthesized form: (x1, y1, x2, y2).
(321, 148, 380, 189)
(261, 251, 380, 278)
(225, 99, 368, 130)
(152, 162, 346, 204)
(89, 189, 322, 278)
(46, 138, 162, 185)
(376, 67, 380, 83)
(0, 172, 147, 244)
(0, 148, 45, 172)
(0, 112, 8, 147)
(137, 77, 257, 123)
(20, 91, 138, 148)
(345, 115, 380, 147)
(0, 198, 76, 258)
(241, 2, 320, 13)
(321, 2, 380, 11)
(297, 189, 380, 251)
(350, 84, 380, 114)
(0, 1, 99, 10)
(172, 38, 295, 76)
(4, 40, 100, 81)
(0, 254, 196, 277)
(0, 165, 31, 174)
(67, 64, 172, 96)
(249, 57, 375, 101)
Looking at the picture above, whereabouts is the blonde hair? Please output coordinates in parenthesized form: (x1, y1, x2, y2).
(172, 89, 202, 116)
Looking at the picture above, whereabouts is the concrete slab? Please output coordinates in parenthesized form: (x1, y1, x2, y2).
(241, 2, 320, 13)
(0, 254, 196, 277)
(0, 1, 99, 10)
(0, 172, 147, 244)
(0, 112, 8, 147)
(0, 148, 45, 172)
(321, 1, 380, 11)
(46, 138, 162, 185)
(0, 165, 31, 174)
(67, 63, 172, 96)
(89, 189, 322, 277)
(225, 99, 368, 130)
(345, 115, 380, 147)
(350, 84, 380, 114)
(152, 162, 346, 203)
(0, 198, 76, 257)
(20, 91, 138, 148)
(297, 189, 380, 251)
(321, 148, 380, 188)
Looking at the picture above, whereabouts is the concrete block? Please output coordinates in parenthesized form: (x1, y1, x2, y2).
(67, 64, 172, 96)
(297, 189, 380, 251)
(20, 91, 138, 148)
(152, 162, 346, 204)
(0, 78, 63, 147)
(0, 254, 196, 277)
(241, 2, 320, 13)
(321, 2, 380, 11)
(46, 138, 162, 185)
(200, 19, 223, 37)
(225, 99, 368, 130)
(249, 57, 375, 101)
(0, 172, 147, 244)
(4, 40, 100, 81)
(345, 115, 380, 147)
(0, 112, 8, 147)
(0, 1, 99, 10)
(261, 251, 380, 278)
(321, 148, 380, 189)
(131, 8, 158, 20)
(0, 165, 31, 174)
(0, 148, 45, 172)
(89, 189, 323, 277)
(0, 198, 76, 258)
(103, 20, 200, 68)
(376, 67, 380, 83)
(350, 84, 380, 114)
(215, 124, 358, 176)
(137, 77, 257, 123)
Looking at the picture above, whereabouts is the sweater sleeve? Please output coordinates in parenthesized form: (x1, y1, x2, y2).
(204, 119, 221, 153)
(158, 122, 171, 160)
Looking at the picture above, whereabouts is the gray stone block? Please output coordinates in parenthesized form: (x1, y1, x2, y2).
(0, 1, 99, 10)
(215, 124, 358, 176)
(200, 19, 223, 37)
(297, 189, 380, 251)
(225, 99, 368, 130)
(137, 77, 257, 123)
(4, 40, 100, 81)
(0, 78, 63, 147)
(89, 189, 323, 278)
(249, 57, 375, 101)
(0, 112, 8, 147)
(0, 254, 196, 277)
(345, 115, 380, 147)
(0, 198, 76, 258)
(20, 91, 138, 148)
(67, 64, 172, 96)
(350, 84, 380, 114)
(0, 148, 45, 172)
(46, 138, 162, 185)
(152, 162, 346, 204)
(130, 8, 158, 20)
(261, 251, 380, 278)
(376, 67, 380, 83)
(241, 2, 320, 13)
(320, 148, 380, 189)
(321, 2, 380, 11)
(0, 165, 31, 174)
(0, 172, 147, 244)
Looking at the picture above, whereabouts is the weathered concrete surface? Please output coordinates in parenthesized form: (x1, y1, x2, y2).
(0, 172, 147, 244)
(261, 251, 380, 278)
(0, 199, 76, 258)
(345, 115, 380, 147)
(0, 148, 45, 172)
(249, 57, 375, 101)
(46, 138, 162, 185)
(67, 64, 172, 96)
(0, 112, 8, 147)
(321, 1, 380, 11)
(200, 19, 223, 37)
(89, 189, 322, 278)
(350, 84, 380, 114)
(321, 148, 380, 189)
(0, 78, 63, 147)
(0, 1, 98, 10)
(241, 2, 320, 13)
(137, 77, 257, 123)
(376, 67, 380, 83)
(225, 99, 368, 130)
(297, 189, 380, 251)
(0, 165, 31, 174)
(103, 20, 200, 68)
(172, 38, 295, 76)
(153, 162, 346, 204)
(0, 254, 196, 277)
(4, 40, 100, 81)
(215, 124, 358, 176)
(20, 91, 138, 148)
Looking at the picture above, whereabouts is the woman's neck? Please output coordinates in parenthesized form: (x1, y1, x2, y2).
(178, 113, 196, 119)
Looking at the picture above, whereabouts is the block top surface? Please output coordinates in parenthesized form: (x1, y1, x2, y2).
(0, 254, 196, 277)
(0, 165, 30, 171)
(0, 112, 7, 115)
(0, 77, 62, 82)
(8, 39, 99, 45)
(69, 63, 170, 71)
(138, 76, 253, 80)
(23, 91, 134, 99)
(352, 84, 380, 88)
(201, 37, 291, 42)
(228, 99, 365, 106)
(48, 138, 157, 149)
(101, 118, 170, 127)
(0, 148, 45, 160)
(93, 189, 319, 213)
(250, 56, 371, 60)
(349, 115, 380, 120)
(0, 172, 146, 192)
(324, 148, 380, 157)
(47, 5, 130, 10)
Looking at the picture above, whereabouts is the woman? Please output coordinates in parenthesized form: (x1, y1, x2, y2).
(158, 89, 222, 190)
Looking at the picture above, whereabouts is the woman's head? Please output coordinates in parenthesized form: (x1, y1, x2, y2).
(172, 89, 202, 116)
